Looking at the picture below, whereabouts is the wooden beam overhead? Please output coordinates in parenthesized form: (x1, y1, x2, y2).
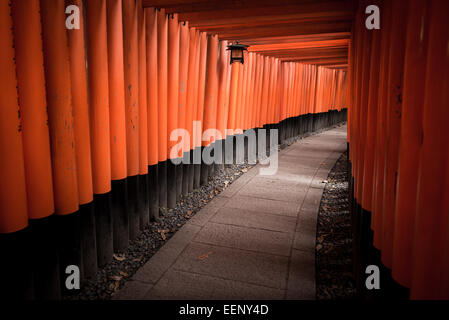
(248, 39, 349, 52)
(241, 32, 351, 45)
(143, 0, 353, 15)
(216, 21, 351, 40)
(325, 64, 348, 69)
(259, 46, 348, 55)
(142, 0, 355, 65)
(185, 11, 353, 29)
(280, 57, 348, 64)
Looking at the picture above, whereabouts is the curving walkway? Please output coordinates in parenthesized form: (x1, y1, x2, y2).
(114, 124, 347, 300)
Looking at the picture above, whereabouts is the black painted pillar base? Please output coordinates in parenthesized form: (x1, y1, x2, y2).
(167, 160, 177, 209)
(243, 132, 249, 162)
(319, 112, 323, 129)
(176, 162, 183, 202)
(193, 146, 202, 189)
(299, 115, 304, 136)
(214, 140, 225, 174)
(304, 114, 309, 134)
(188, 150, 195, 193)
(284, 119, 289, 141)
(53, 211, 82, 297)
(200, 161, 210, 186)
(111, 179, 129, 252)
(148, 164, 160, 221)
(233, 134, 242, 164)
(312, 113, 316, 131)
(289, 118, 294, 138)
(356, 206, 371, 298)
(201, 143, 214, 185)
(278, 120, 284, 146)
(262, 125, 269, 156)
(138, 173, 150, 229)
(224, 135, 234, 168)
(127, 175, 140, 240)
(208, 143, 215, 178)
(94, 193, 113, 268)
(271, 123, 280, 148)
(369, 248, 410, 300)
(321, 112, 325, 129)
(308, 113, 314, 133)
(301, 115, 305, 135)
(79, 202, 97, 280)
(288, 118, 292, 140)
(182, 151, 191, 195)
(159, 160, 168, 208)
(350, 166, 410, 300)
(352, 198, 362, 294)
(0, 226, 37, 300)
(283, 120, 288, 145)
(27, 217, 61, 300)
(295, 116, 301, 137)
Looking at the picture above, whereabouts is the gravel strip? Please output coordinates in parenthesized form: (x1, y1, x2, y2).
(68, 163, 253, 300)
(315, 151, 355, 299)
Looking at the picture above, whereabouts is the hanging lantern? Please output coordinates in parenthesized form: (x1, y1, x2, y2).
(227, 41, 248, 64)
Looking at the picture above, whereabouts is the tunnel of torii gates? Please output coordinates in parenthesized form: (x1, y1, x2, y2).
(0, 0, 448, 300)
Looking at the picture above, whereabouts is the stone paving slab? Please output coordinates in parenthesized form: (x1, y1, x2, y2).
(292, 230, 316, 252)
(286, 249, 316, 300)
(278, 154, 331, 169)
(172, 242, 290, 289)
(211, 206, 297, 232)
(249, 176, 308, 192)
(218, 166, 259, 198)
(188, 204, 222, 227)
(112, 280, 152, 300)
(133, 224, 202, 284)
(302, 187, 325, 212)
(222, 195, 301, 217)
(115, 124, 347, 300)
(296, 208, 319, 233)
(194, 222, 294, 256)
(144, 269, 285, 300)
(255, 167, 316, 184)
(237, 182, 308, 203)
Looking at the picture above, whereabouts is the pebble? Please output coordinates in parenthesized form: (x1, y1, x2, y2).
(316, 151, 355, 300)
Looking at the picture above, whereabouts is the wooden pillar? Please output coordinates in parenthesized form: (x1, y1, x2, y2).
(179, 20, 190, 195)
(107, 0, 129, 253)
(167, 13, 179, 207)
(194, 32, 207, 188)
(380, 0, 408, 268)
(184, 28, 199, 193)
(67, 0, 97, 280)
(138, 0, 149, 227)
(0, 0, 32, 300)
(145, 7, 160, 220)
(157, 9, 168, 207)
(411, 0, 449, 299)
(392, 0, 430, 289)
(85, 0, 113, 267)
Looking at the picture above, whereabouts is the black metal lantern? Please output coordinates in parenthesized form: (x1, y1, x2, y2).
(227, 41, 248, 64)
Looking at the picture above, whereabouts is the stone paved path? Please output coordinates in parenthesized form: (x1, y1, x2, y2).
(114, 124, 347, 300)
